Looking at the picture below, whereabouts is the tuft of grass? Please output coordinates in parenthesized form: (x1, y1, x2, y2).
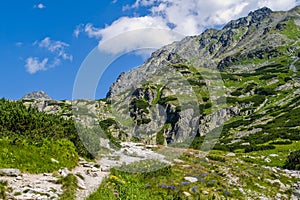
(0, 180, 7, 200)
(57, 174, 78, 200)
(0, 139, 78, 173)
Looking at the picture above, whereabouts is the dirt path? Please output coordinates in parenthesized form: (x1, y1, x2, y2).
(0, 142, 170, 200)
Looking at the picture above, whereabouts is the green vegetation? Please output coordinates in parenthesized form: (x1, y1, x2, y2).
(0, 99, 92, 173)
(0, 180, 7, 200)
(156, 124, 171, 145)
(89, 146, 299, 199)
(0, 139, 78, 173)
(99, 118, 122, 148)
(239, 141, 300, 168)
(284, 150, 300, 170)
(244, 145, 275, 153)
(57, 174, 78, 200)
(279, 18, 300, 39)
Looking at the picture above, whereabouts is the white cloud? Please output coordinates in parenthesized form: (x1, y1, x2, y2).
(84, 23, 103, 38)
(25, 38, 72, 74)
(34, 3, 46, 9)
(25, 57, 48, 74)
(77, 16, 183, 54)
(77, 0, 298, 54)
(35, 37, 73, 61)
(257, 0, 297, 11)
(74, 24, 84, 38)
(98, 28, 183, 54)
(96, 16, 170, 41)
(15, 42, 23, 47)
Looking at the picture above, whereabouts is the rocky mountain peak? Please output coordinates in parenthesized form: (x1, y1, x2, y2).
(249, 6, 272, 18)
(22, 91, 53, 100)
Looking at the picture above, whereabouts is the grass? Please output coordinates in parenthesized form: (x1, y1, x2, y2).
(0, 180, 7, 200)
(280, 18, 300, 39)
(88, 143, 300, 200)
(0, 139, 78, 173)
(238, 141, 300, 167)
(57, 174, 78, 200)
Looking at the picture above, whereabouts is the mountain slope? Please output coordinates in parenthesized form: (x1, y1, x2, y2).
(94, 6, 300, 152)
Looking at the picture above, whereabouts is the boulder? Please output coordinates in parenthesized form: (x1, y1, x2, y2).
(0, 168, 21, 177)
(184, 176, 198, 183)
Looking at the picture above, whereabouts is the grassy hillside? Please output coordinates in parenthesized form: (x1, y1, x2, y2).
(0, 99, 92, 173)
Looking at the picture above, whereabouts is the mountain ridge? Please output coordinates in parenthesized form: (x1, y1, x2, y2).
(107, 6, 300, 98)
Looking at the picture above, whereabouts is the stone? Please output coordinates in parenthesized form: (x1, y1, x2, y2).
(51, 158, 59, 164)
(226, 153, 236, 157)
(83, 162, 95, 168)
(184, 177, 198, 183)
(173, 159, 184, 163)
(266, 179, 287, 191)
(101, 166, 110, 172)
(183, 192, 191, 197)
(58, 168, 70, 177)
(76, 175, 86, 190)
(202, 190, 209, 195)
(264, 157, 271, 163)
(0, 168, 21, 177)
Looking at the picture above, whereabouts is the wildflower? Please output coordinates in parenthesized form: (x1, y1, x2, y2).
(160, 184, 176, 189)
(191, 186, 198, 193)
(224, 190, 231, 196)
(181, 182, 190, 185)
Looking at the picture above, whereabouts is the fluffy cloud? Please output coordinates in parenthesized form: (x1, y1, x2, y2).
(34, 3, 46, 9)
(25, 57, 48, 74)
(15, 42, 23, 47)
(78, 0, 298, 54)
(25, 38, 72, 74)
(78, 16, 184, 54)
(35, 37, 73, 61)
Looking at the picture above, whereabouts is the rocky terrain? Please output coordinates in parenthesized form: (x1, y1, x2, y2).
(0, 142, 169, 200)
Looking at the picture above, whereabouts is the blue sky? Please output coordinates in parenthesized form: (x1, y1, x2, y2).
(0, 0, 299, 100)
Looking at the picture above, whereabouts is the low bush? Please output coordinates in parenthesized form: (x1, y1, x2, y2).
(284, 150, 300, 170)
(244, 145, 275, 153)
(207, 155, 226, 162)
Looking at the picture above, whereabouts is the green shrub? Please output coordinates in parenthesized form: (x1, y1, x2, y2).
(156, 124, 170, 145)
(58, 174, 78, 200)
(0, 180, 7, 200)
(284, 150, 300, 170)
(0, 98, 92, 159)
(255, 87, 276, 96)
(99, 118, 117, 130)
(244, 145, 275, 153)
(207, 155, 226, 162)
(270, 139, 292, 145)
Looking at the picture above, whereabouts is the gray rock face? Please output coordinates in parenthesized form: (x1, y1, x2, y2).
(22, 91, 53, 100)
(0, 168, 21, 177)
(198, 106, 240, 137)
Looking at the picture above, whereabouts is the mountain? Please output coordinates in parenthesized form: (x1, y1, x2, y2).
(22, 91, 53, 100)
(94, 6, 300, 151)
(18, 6, 300, 153)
